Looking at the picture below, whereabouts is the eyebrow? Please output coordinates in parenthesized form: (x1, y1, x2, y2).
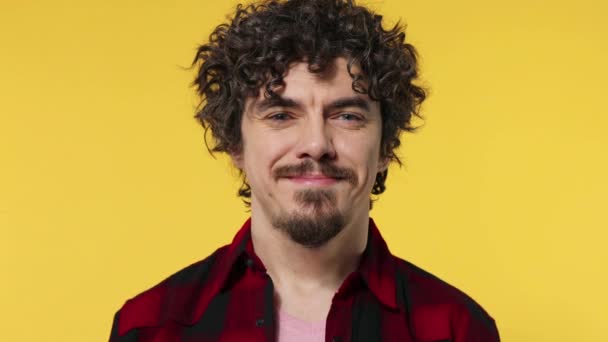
(254, 95, 370, 113)
(255, 96, 300, 112)
(328, 96, 370, 112)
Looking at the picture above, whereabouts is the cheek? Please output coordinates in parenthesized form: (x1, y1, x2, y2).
(243, 132, 293, 181)
(336, 136, 381, 171)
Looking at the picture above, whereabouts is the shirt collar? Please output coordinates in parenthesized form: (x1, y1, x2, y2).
(241, 217, 398, 310)
(356, 218, 399, 310)
(171, 217, 398, 325)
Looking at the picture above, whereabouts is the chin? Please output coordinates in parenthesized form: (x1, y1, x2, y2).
(271, 208, 346, 248)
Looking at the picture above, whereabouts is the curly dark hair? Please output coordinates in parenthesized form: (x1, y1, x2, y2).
(192, 0, 426, 204)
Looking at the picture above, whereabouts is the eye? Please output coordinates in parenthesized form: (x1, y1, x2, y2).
(267, 112, 292, 121)
(335, 112, 364, 122)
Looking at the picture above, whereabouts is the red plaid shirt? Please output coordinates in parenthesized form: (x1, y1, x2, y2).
(109, 218, 499, 342)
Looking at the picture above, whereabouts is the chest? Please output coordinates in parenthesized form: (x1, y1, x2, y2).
(134, 276, 417, 342)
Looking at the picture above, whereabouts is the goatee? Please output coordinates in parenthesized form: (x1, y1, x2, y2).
(272, 188, 345, 248)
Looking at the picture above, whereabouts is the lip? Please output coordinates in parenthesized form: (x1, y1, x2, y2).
(285, 175, 339, 186)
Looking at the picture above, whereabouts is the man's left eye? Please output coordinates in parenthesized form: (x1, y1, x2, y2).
(337, 113, 362, 121)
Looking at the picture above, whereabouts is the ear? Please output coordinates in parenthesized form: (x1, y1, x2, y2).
(377, 156, 390, 173)
(230, 150, 244, 170)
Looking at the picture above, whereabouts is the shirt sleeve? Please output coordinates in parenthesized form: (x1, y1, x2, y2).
(108, 310, 138, 342)
(453, 304, 501, 342)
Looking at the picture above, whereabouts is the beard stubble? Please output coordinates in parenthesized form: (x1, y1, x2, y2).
(271, 188, 346, 249)
(269, 159, 358, 248)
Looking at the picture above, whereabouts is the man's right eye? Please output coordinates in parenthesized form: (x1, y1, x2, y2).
(268, 112, 291, 121)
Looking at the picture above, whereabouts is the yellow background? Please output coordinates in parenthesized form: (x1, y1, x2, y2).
(1, 0, 606, 341)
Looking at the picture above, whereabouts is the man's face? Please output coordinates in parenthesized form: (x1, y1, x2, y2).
(234, 58, 388, 248)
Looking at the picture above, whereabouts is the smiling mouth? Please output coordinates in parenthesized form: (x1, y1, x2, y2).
(285, 175, 340, 186)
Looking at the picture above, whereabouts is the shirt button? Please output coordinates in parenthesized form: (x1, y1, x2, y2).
(255, 318, 265, 327)
(245, 258, 254, 268)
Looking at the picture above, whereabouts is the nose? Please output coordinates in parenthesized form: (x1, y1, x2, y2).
(294, 116, 336, 161)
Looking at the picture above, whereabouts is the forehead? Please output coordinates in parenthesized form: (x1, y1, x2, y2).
(283, 58, 356, 89)
(245, 57, 374, 109)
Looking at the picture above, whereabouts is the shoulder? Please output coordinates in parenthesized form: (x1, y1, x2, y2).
(109, 245, 228, 339)
(394, 257, 500, 341)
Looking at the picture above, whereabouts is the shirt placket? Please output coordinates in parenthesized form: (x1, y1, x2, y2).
(240, 256, 276, 342)
(325, 294, 354, 342)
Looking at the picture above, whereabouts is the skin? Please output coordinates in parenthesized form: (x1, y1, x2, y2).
(232, 57, 389, 322)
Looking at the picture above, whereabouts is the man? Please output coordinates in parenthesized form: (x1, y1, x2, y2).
(109, 0, 500, 341)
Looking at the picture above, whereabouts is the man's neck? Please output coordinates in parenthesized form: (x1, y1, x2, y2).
(249, 205, 369, 321)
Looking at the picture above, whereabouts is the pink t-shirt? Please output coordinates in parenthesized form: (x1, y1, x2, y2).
(276, 309, 326, 342)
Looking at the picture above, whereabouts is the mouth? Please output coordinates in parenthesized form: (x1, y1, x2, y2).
(285, 174, 341, 186)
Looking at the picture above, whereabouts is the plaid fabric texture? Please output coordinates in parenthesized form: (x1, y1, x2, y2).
(109, 218, 499, 342)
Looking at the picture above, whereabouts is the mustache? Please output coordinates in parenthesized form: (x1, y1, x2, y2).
(273, 160, 357, 185)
